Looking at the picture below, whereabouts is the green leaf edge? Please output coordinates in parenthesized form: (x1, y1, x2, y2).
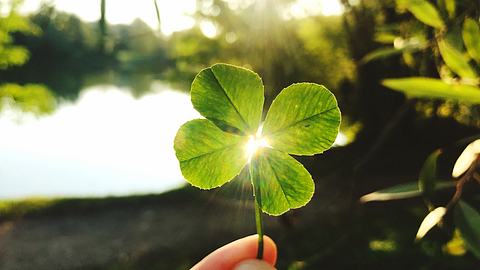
(251, 148, 315, 216)
(190, 63, 264, 134)
(263, 82, 342, 156)
(454, 200, 480, 259)
(174, 118, 248, 190)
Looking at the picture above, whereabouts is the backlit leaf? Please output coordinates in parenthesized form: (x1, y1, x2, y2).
(382, 77, 480, 104)
(416, 207, 447, 240)
(360, 181, 454, 203)
(361, 47, 405, 64)
(462, 18, 480, 63)
(263, 83, 341, 156)
(444, 0, 456, 18)
(251, 148, 314, 216)
(191, 63, 264, 134)
(454, 201, 480, 258)
(438, 39, 477, 80)
(362, 37, 426, 64)
(418, 150, 441, 198)
(174, 119, 248, 189)
(403, 0, 445, 29)
(452, 139, 480, 178)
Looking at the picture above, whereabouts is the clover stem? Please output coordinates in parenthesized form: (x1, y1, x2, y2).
(250, 162, 264, 260)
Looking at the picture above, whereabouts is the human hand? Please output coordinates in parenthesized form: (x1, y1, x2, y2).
(191, 235, 277, 270)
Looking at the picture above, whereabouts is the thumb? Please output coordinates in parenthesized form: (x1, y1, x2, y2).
(233, 259, 276, 270)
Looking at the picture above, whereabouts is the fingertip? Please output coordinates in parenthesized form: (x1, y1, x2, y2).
(233, 259, 276, 270)
(191, 234, 277, 270)
(262, 235, 277, 266)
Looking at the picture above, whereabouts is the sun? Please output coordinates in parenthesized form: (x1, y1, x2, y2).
(245, 125, 270, 162)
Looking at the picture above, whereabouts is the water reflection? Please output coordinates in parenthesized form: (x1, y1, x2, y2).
(0, 82, 199, 199)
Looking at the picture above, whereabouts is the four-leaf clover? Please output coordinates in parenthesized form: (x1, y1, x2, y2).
(174, 63, 341, 215)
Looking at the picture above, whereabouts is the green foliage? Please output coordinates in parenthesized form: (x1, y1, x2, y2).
(0, 7, 40, 69)
(0, 83, 56, 114)
(361, 182, 423, 202)
(0, 197, 55, 219)
(360, 181, 454, 203)
(368, 0, 480, 127)
(462, 18, 480, 64)
(251, 148, 314, 215)
(399, 0, 445, 29)
(263, 83, 341, 156)
(363, 136, 480, 258)
(437, 39, 477, 80)
(443, 0, 456, 18)
(382, 77, 480, 104)
(454, 201, 480, 258)
(191, 64, 264, 134)
(361, 37, 427, 64)
(0, 1, 55, 115)
(418, 150, 441, 198)
(174, 119, 248, 189)
(174, 64, 341, 215)
(361, 47, 406, 64)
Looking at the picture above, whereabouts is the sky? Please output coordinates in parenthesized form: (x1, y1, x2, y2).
(19, 0, 344, 35)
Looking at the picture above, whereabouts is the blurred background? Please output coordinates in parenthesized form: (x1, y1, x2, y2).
(0, 0, 479, 269)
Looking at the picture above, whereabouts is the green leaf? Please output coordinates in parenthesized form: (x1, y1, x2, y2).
(263, 83, 341, 156)
(462, 18, 480, 63)
(418, 149, 441, 198)
(191, 63, 264, 134)
(454, 201, 480, 258)
(174, 119, 248, 189)
(404, 0, 445, 29)
(361, 47, 405, 64)
(360, 181, 454, 203)
(251, 148, 314, 215)
(382, 77, 480, 104)
(444, 0, 455, 18)
(361, 40, 425, 64)
(438, 39, 477, 80)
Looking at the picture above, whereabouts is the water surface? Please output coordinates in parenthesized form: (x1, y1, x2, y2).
(0, 82, 199, 199)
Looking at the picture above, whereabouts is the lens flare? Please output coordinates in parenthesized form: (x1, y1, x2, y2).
(246, 126, 270, 162)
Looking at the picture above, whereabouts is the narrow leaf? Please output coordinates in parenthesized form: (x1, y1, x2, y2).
(416, 207, 447, 240)
(438, 39, 477, 80)
(153, 0, 161, 29)
(454, 201, 480, 258)
(382, 77, 480, 104)
(462, 18, 480, 63)
(362, 38, 426, 64)
(174, 119, 248, 189)
(191, 63, 264, 134)
(443, 0, 456, 18)
(418, 150, 441, 198)
(404, 0, 445, 29)
(361, 47, 405, 64)
(251, 148, 314, 216)
(360, 181, 455, 203)
(263, 83, 341, 156)
(452, 139, 480, 178)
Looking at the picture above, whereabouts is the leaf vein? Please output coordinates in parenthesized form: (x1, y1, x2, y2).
(265, 154, 292, 207)
(180, 142, 243, 163)
(210, 69, 250, 131)
(267, 106, 338, 136)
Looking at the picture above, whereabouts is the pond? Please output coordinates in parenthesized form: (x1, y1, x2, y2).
(0, 81, 199, 199)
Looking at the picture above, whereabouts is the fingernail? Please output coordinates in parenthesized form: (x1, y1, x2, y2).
(233, 259, 276, 270)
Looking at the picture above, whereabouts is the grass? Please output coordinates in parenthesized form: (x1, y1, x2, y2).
(0, 186, 198, 221)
